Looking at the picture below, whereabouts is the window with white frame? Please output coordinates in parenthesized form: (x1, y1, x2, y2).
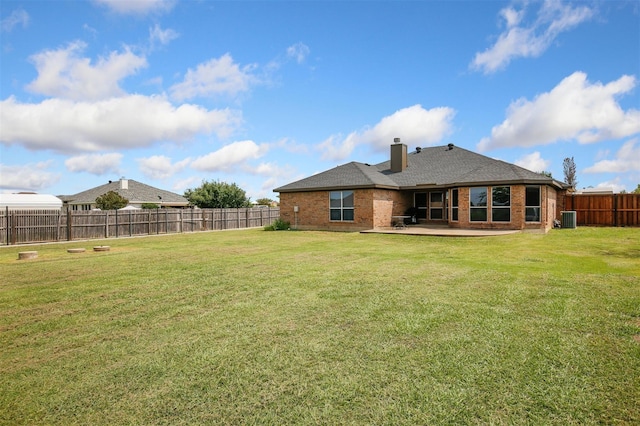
(330, 191, 354, 221)
(470, 187, 488, 221)
(492, 186, 511, 222)
(71, 204, 92, 211)
(525, 186, 541, 222)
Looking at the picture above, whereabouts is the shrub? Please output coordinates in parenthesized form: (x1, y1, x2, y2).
(264, 218, 290, 231)
(95, 191, 128, 210)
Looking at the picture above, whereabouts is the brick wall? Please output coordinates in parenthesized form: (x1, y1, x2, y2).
(279, 190, 370, 231)
(279, 184, 561, 232)
(279, 188, 410, 231)
(451, 185, 558, 232)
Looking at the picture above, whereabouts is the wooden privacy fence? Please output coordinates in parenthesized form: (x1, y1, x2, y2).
(0, 207, 280, 245)
(564, 193, 640, 227)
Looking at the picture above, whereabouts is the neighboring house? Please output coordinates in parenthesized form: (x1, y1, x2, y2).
(0, 193, 63, 210)
(274, 140, 568, 232)
(60, 178, 189, 211)
(576, 187, 614, 194)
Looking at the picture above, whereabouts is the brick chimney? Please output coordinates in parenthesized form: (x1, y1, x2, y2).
(390, 138, 407, 172)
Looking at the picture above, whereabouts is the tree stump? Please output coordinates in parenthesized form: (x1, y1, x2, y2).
(18, 251, 38, 260)
(93, 246, 110, 252)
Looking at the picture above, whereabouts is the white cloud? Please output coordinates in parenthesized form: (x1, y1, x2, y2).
(93, 0, 175, 15)
(191, 140, 269, 172)
(501, 6, 524, 28)
(1, 8, 29, 32)
(83, 24, 98, 38)
(273, 137, 309, 154)
(317, 104, 456, 161)
(591, 178, 626, 193)
(149, 24, 179, 48)
(478, 72, 640, 151)
(317, 133, 360, 162)
(243, 162, 296, 179)
(137, 155, 191, 180)
(472, 1, 594, 73)
(172, 176, 201, 194)
(169, 54, 258, 101)
(65, 153, 123, 175)
(26, 41, 147, 101)
(287, 42, 310, 64)
(0, 162, 60, 191)
(514, 151, 550, 173)
(583, 139, 640, 173)
(0, 95, 242, 153)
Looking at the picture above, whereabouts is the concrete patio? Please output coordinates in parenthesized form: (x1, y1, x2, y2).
(361, 225, 522, 237)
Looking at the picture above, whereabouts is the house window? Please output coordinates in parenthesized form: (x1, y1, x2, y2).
(492, 186, 511, 222)
(470, 187, 488, 221)
(451, 189, 458, 221)
(71, 204, 91, 211)
(415, 193, 427, 219)
(525, 186, 541, 222)
(330, 191, 354, 221)
(430, 192, 444, 220)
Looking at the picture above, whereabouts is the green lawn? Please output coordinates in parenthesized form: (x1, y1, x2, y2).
(1, 228, 638, 425)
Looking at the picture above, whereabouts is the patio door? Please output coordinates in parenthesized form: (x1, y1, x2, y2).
(429, 192, 445, 220)
(414, 193, 427, 219)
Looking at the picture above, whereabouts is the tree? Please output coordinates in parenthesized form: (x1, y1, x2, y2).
(563, 157, 578, 190)
(184, 180, 251, 208)
(141, 203, 160, 209)
(632, 184, 640, 194)
(255, 198, 274, 206)
(95, 191, 128, 210)
(538, 171, 553, 178)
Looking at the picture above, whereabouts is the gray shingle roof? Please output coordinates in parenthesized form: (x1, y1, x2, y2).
(63, 179, 189, 206)
(275, 145, 565, 192)
(274, 162, 398, 192)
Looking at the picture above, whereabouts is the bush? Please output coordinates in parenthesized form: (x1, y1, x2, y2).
(264, 218, 290, 231)
(95, 191, 128, 210)
(184, 180, 251, 208)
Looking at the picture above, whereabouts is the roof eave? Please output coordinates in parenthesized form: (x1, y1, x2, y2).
(275, 183, 399, 193)
(449, 178, 562, 188)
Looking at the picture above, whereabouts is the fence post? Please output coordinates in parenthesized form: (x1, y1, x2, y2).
(10, 210, 16, 245)
(165, 209, 168, 233)
(5, 207, 9, 245)
(56, 210, 61, 241)
(67, 209, 73, 241)
(115, 209, 119, 238)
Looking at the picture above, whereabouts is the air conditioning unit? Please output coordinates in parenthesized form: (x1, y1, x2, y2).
(561, 211, 577, 229)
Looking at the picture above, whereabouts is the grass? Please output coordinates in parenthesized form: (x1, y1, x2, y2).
(0, 227, 638, 425)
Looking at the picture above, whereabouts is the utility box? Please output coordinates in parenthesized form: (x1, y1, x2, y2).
(561, 211, 577, 229)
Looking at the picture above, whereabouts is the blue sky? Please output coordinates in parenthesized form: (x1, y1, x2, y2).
(1, 0, 639, 200)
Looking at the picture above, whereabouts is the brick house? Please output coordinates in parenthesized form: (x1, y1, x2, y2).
(60, 178, 189, 211)
(274, 140, 568, 232)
